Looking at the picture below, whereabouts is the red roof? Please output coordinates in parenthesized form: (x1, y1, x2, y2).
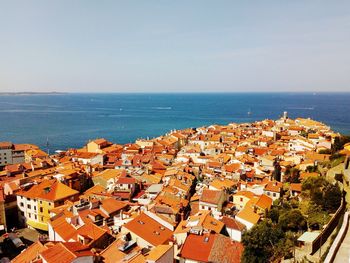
(200, 189, 223, 205)
(123, 213, 173, 247)
(116, 177, 136, 184)
(180, 233, 243, 262)
(180, 234, 214, 262)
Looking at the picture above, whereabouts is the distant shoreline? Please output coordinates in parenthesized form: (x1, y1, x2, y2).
(0, 92, 67, 96)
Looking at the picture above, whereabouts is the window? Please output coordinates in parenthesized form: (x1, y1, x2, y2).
(273, 193, 276, 197)
(240, 197, 243, 202)
(40, 207, 43, 213)
(20, 202, 24, 207)
(27, 204, 31, 209)
(34, 206, 37, 210)
(28, 213, 31, 218)
(35, 215, 37, 220)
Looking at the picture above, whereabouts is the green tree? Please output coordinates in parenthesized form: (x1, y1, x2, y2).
(278, 209, 307, 232)
(273, 160, 282, 182)
(241, 220, 285, 263)
(286, 167, 301, 183)
(307, 202, 329, 230)
(332, 135, 350, 153)
(267, 207, 280, 224)
(323, 183, 342, 213)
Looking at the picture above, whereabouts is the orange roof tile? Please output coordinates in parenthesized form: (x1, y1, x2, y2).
(255, 194, 273, 210)
(221, 216, 245, 231)
(18, 180, 79, 201)
(40, 242, 93, 263)
(101, 198, 128, 215)
(200, 189, 224, 205)
(236, 207, 260, 224)
(180, 234, 214, 262)
(264, 181, 283, 193)
(123, 213, 173, 247)
(12, 241, 48, 263)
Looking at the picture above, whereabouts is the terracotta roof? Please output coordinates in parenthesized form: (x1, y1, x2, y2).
(49, 215, 77, 241)
(17, 180, 79, 201)
(221, 216, 246, 231)
(75, 222, 109, 243)
(290, 183, 302, 192)
(264, 181, 283, 193)
(100, 239, 127, 263)
(180, 234, 214, 262)
(101, 198, 128, 215)
(234, 191, 255, 200)
(255, 194, 273, 210)
(236, 207, 260, 224)
(209, 234, 243, 262)
(116, 177, 136, 184)
(93, 169, 124, 180)
(200, 189, 224, 205)
(40, 242, 93, 263)
(84, 184, 105, 195)
(209, 179, 236, 190)
(146, 244, 173, 261)
(123, 212, 173, 247)
(0, 141, 12, 149)
(175, 211, 224, 234)
(92, 138, 108, 145)
(180, 233, 243, 263)
(12, 241, 48, 263)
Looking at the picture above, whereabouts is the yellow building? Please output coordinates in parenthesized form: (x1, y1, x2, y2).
(17, 180, 79, 231)
(87, 138, 111, 153)
(233, 191, 255, 210)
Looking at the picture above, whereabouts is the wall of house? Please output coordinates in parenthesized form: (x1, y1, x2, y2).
(227, 227, 242, 242)
(174, 232, 187, 246)
(264, 190, 280, 201)
(87, 142, 102, 153)
(0, 148, 12, 166)
(48, 222, 65, 242)
(235, 216, 254, 230)
(11, 150, 25, 164)
(233, 195, 250, 210)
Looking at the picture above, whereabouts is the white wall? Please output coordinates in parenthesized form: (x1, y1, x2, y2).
(235, 216, 254, 230)
(227, 227, 242, 242)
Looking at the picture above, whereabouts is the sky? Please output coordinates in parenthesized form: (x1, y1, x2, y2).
(0, 1, 349, 93)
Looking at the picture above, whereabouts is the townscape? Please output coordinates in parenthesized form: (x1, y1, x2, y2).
(0, 112, 348, 263)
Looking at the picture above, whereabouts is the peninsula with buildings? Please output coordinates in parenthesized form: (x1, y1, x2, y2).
(0, 113, 349, 262)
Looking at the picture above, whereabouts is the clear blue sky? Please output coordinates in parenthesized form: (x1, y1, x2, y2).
(0, 1, 349, 92)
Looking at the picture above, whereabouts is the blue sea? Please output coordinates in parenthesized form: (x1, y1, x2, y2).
(0, 93, 349, 152)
